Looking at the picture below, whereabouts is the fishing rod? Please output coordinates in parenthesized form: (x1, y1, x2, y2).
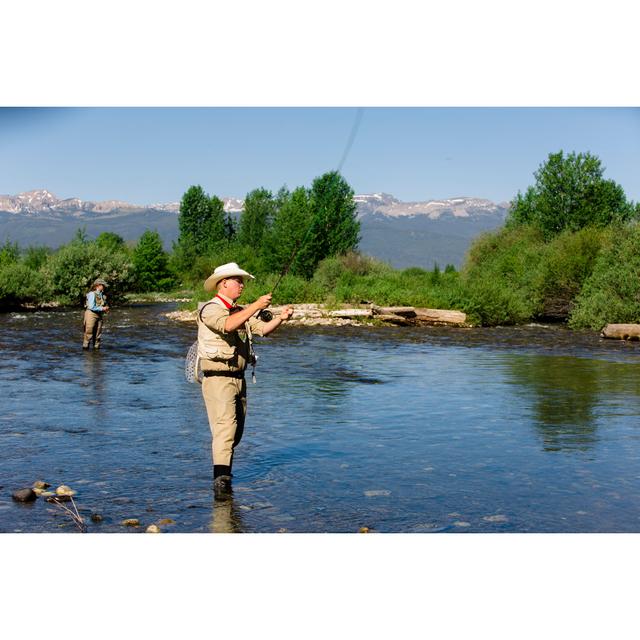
(257, 107, 365, 322)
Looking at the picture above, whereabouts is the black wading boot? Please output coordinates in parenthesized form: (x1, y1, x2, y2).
(213, 475, 232, 500)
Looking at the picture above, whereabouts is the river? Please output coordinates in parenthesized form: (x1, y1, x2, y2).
(1, 303, 639, 533)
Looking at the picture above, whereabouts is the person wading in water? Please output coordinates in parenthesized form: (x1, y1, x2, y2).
(83, 279, 109, 350)
(197, 262, 293, 497)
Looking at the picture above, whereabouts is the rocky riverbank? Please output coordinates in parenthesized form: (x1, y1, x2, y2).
(165, 303, 469, 327)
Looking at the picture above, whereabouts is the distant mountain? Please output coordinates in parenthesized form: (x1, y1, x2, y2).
(354, 193, 509, 268)
(0, 189, 509, 269)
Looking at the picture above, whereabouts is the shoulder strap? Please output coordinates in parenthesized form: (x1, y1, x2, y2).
(198, 298, 226, 322)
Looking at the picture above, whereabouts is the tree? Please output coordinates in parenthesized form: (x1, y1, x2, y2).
(132, 229, 173, 291)
(262, 187, 311, 275)
(296, 171, 360, 278)
(508, 151, 636, 237)
(237, 187, 276, 248)
(175, 186, 228, 269)
(95, 232, 126, 252)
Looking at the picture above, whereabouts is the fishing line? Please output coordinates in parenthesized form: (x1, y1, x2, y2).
(259, 107, 365, 319)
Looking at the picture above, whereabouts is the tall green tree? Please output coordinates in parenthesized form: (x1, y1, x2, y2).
(262, 187, 312, 275)
(237, 187, 276, 248)
(508, 151, 637, 237)
(296, 171, 360, 278)
(175, 185, 227, 270)
(132, 229, 173, 291)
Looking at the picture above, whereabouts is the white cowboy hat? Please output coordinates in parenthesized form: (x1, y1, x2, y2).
(204, 262, 255, 292)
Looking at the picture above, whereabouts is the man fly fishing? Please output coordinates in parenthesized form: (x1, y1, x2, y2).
(197, 262, 293, 497)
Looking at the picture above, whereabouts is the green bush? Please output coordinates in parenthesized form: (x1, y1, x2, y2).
(459, 226, 546, 324)
(537, 226, 608, 318)
(569, 223, 640, 330)
(0, 240, 20, 268)
(0, 263, 50, 309)
(45, 239, 135, 305)
(22, 246, 52, 271)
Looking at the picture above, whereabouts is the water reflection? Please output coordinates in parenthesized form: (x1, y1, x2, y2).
(210, 492, 245, 533)
(81, 350, 106, 408)
(505, 355, 640, 452)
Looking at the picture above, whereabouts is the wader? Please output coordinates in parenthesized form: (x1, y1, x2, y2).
(83, 309, 104, 349)
(197, 295, 264, 479)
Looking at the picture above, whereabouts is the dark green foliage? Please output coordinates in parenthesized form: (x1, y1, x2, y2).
(509, 151, 636, 238)
(569, 223, 640, 330)
(237, 188, 276, 247)
(537, 226, 607, 319)
(132, 230, 174, 291)
(262, 187, 312, 275)
(295, 171, 360, 278)
(175, 186, 228, 271)
(95, 232, 126, 252)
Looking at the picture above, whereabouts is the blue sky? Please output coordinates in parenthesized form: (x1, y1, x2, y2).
(1, 107, 638, 205)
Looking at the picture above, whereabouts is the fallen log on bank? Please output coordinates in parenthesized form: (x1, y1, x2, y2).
(414, 308, 467, 326)
(601, 324, 640, 340)
(165, 303, 467, 327)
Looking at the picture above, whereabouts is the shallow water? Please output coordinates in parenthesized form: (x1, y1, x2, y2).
(1, 305, 640, 533)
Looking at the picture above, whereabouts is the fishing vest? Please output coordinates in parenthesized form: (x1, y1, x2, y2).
(86, 290, 106, 312)
(197, 297, 255, 369)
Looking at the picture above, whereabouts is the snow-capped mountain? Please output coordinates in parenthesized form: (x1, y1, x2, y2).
(0, 190, 243, 217)
(0, 189, 510, 268)
(354, 193, 509, 219)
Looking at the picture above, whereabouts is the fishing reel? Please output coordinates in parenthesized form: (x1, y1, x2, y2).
(229, 305, 273, 322)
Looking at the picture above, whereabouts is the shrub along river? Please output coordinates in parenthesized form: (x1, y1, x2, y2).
(1, 303, 640, 533)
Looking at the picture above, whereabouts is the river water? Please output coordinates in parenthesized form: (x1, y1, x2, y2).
(1, 304, 639, 533)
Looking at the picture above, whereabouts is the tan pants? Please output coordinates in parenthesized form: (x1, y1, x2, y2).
(201, 374, 247, 468)
(83, 310, 104, 348)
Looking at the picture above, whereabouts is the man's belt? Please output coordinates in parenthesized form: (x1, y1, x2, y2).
(202, 370, 245, 379)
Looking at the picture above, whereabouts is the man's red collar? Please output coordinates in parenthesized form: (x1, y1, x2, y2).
(215, 294, 236, 309)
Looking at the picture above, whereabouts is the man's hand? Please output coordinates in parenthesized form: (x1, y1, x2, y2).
(254, 294, 272, 311)
(280, 305, 294, 321)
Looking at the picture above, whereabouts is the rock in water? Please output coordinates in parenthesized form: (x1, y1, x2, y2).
(146, 524, 161, 533)
(121, 518, 140, 527)
(90, 513, 104, 523)
(55, 485, 76, 497)
(12, 488, 37, 502)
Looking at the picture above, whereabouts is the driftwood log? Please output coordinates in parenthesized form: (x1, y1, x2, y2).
(601, 324, 640, 340)
(414, 308, 467, 326)
(329, 308, 373, 319)
(372, 306, 417, 318)
(166, 304, 467, 327)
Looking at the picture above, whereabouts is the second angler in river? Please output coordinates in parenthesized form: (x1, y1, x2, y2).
(196, 262, 294, 497)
